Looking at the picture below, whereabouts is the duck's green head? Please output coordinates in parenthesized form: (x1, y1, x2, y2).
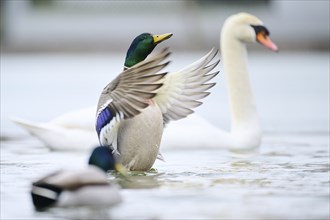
(124, 33, 173, 69)
(88, 146, 127, 174)
(88, 146, 116, 171)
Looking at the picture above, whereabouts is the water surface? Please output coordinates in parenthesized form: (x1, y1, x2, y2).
(1, 133, 329, 219)
(1, 52, 329, 219)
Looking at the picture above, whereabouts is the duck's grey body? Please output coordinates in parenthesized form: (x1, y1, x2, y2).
(96, 48, 219, 171)
(96, 49, 170, 171)
(118, 103, 163, 170)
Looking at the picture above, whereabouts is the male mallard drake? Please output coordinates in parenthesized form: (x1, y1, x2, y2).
(96, 45, 219, 171)
(31, 165, 121, 209)
(11, 33, 172, 151)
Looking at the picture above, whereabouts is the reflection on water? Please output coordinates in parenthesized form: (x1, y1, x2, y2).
(111, 170, 163, 189)
(2, 133, 329, 219)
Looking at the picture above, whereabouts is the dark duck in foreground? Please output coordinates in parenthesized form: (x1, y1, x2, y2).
(31, 151, 123, 209)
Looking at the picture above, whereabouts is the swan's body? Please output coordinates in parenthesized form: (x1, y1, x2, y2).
(12, 108, 221, 150)
(12, 13, 277, 154)
(12, 111, 97, 151)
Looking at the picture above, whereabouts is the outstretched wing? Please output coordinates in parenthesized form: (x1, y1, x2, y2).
(153, 49, 219, 124)
(96, 48, 171, 152)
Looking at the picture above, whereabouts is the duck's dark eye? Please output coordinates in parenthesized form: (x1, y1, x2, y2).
(251, 25, 270, 36)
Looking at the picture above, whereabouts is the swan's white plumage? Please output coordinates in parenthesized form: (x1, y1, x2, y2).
(11, 116, 98, 151)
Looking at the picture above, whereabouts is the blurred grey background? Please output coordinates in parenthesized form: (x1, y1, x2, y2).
(1, 0, 329, 53)
(1, 0, 329, 136)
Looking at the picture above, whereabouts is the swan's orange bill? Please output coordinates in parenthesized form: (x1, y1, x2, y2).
(257, 33, 278, 52)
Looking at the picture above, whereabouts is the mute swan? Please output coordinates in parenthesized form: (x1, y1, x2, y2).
(163, 12, 278, 153)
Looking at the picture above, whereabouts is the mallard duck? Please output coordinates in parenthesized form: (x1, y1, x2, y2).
(11, 33, 172, 151)
(96, 44, 219, 170)
(31, 165, 121, 209)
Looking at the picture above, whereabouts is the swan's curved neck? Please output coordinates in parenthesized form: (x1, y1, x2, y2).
(221, 34, 260, 133)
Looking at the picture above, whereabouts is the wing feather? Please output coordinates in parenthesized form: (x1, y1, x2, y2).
(153, 49, 220, 124)
(97, 48, 170, 118)
(96, 48, 171, 149)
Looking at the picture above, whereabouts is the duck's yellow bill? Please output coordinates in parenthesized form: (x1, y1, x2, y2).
(115, 163, 128, 176)
(153, 33, 173, 45)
